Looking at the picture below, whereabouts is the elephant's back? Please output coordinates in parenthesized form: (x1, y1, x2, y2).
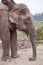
(18, 3, 27, 9)
(0, 3, 9, 11)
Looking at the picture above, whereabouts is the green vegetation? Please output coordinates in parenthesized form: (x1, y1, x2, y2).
(17, 22, 43, 41)
(34, 22, 43, 30)
(36, 27, 43, 40)
(17, 30, 29, 41)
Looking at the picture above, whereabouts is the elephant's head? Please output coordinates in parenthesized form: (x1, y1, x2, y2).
(9, 10, 31, 32)
(9, 11, 28, 31)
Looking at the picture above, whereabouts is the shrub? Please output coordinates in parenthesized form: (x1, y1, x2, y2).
(36, 27, 43, 40)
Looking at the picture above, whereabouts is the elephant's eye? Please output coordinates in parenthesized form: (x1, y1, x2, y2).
(26, 17, 31, 21)
(19, 9, 26, 15)
(24, 17, 31, 24)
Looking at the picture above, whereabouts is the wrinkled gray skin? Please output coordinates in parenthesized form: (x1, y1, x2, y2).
(9, 3, 36, 61)
(0, 3, 36, 61)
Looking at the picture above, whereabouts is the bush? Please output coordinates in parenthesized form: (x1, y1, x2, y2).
(36, 27, 43, 40)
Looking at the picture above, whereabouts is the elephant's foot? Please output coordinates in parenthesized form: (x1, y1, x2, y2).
(11, 54, 19, 58)
(29, 56, 36, 61)
(2, 56, 10, 62)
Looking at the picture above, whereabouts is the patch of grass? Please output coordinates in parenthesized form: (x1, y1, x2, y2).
(17, 30, 29, 41)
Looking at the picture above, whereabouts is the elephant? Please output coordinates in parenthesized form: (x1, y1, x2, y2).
(0, 3, 18, 61)
(0, 3, 36, 61)
(9, 3, 36, 61)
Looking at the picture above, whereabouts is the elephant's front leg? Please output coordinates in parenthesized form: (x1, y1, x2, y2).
(2, 28, 10, 61)
(0, 11, 10, 62)
(10, 29, 19, 58)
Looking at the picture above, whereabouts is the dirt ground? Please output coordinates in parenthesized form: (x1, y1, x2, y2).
(0, 44, 43, 65)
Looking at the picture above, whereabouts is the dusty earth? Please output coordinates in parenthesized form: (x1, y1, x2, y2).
(0, 43, 43, 65)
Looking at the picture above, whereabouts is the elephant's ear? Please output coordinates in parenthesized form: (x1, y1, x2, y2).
(9, 12, 19, 25)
